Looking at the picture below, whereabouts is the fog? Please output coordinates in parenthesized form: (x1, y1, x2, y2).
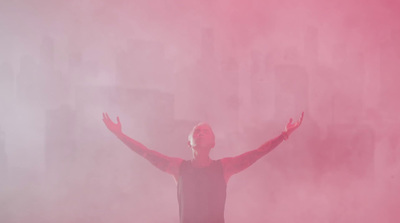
(1, 0, 399, 222)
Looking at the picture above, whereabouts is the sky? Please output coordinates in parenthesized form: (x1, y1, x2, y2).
(1, 0, 400, 222)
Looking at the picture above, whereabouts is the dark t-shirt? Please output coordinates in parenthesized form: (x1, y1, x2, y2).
(177, 160, 227, 223)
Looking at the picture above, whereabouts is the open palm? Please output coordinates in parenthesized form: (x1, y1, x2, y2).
(285, 112, 304, 136)
(102, 112, 122, 136)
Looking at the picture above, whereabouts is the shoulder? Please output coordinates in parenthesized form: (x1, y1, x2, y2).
(219, 158, 234, 183)
(166, 158, 184, 177)
(219, 157, 233, 168)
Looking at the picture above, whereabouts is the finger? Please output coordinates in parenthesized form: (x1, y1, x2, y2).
(300, 112, 304, 123)
(117, 116, 120, 124)
(103, 113, 109, 122)
(105, 113, 113, 124)
(286, 118, 292, 128)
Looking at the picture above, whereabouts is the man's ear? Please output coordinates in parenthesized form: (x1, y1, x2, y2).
(187, 140, 191, 148)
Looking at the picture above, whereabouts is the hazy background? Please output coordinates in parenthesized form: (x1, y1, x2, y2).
(1, 0, 399, 222)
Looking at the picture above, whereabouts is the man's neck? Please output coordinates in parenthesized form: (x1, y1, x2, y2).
(191, 149, 212, 167)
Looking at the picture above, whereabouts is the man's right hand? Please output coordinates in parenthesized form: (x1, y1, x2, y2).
(102, 113, 122, 136)
(102, 112, 183, 178)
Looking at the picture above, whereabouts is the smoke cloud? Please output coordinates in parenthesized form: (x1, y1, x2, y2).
(1, 0, 399, 222)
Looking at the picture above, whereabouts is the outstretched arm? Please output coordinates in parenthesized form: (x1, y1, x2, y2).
(221, 112, 304, 182)
(102, 113, 183, 178)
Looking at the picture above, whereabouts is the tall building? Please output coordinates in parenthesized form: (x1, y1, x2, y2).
(0, 126, 6, 179)
(273, 52, 309, 120)
(379, 29, 400, 120)
(115, 39, 172, 91)
(45, 105, 77, 182)
(304, 26, 319, 67)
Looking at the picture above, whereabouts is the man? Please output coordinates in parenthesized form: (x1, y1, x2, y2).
(102, 112, 303, 223)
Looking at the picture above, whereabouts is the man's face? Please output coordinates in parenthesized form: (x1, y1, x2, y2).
(188, 123, 215, 150)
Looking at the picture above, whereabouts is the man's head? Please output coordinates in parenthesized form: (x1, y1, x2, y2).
(188, 123, 215, 152)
